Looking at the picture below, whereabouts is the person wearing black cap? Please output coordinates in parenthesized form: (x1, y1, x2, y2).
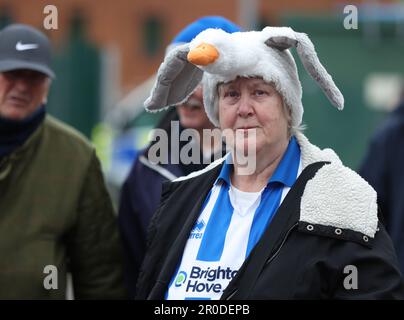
(0, 24, 126, 299)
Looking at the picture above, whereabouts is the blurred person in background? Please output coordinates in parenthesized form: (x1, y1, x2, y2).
(359, 86, 404, 275)
(136, 26, 404, 299)
(0, 24, 126, 299)
(118, 16, 241, 298)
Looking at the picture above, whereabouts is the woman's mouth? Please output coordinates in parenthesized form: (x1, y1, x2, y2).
(236, 126, 258, 131)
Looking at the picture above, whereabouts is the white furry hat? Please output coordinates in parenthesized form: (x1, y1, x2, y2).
(145, 26, 344, 128)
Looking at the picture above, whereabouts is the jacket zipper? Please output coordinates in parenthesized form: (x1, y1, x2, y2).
(265, 222, 298, 266)
(225, 222, 298, 300)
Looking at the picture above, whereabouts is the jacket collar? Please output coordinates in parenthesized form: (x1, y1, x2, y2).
(216, 136, 301, 188)
(0, 116, 45, 182)
(295, 132, 378, 239)
(0, 105, 46, 159)
(174, 132, 378, 239)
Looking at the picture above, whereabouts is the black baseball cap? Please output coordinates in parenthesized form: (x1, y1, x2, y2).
(0, 23, 55, 78)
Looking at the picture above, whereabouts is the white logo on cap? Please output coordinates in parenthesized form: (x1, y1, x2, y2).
(16, 41, 39, 51)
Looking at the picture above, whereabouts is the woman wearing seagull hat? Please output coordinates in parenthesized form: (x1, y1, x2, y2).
(136, 26, 404, 299)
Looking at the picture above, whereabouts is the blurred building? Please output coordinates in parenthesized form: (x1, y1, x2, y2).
(0, 0, 359, 95)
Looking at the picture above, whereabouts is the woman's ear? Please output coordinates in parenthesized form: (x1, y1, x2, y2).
(285, 103, 292, 124)
(281, 100, 292, 136)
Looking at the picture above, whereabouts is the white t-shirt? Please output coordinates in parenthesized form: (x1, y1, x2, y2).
(166, 183, 267, 300)
(166, 139, 302, 300)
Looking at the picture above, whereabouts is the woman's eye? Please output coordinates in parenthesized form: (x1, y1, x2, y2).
(254, 90, 267, 96)
(224, 90, 239, 98)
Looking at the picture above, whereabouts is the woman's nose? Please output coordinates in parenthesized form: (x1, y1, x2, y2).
(237, 95, 254, 117)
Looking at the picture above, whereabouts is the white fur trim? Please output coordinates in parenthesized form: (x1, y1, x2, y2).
(300, 163, 378, 238)
(296, 132, 378, 238)
(294, 132, 341, 169)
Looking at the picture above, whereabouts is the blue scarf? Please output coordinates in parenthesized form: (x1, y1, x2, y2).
(0, 106, 46, 159)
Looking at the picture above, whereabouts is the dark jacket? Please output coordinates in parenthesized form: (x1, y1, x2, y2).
(359, 102, 404, 275)
(136, 133, 404, 300)
(118, 131, 218, 298)
(0, 116, 126, 299)
(118, 151, 185, 298)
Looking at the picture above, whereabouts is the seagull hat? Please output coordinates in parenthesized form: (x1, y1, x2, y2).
(145, 26, 344, 128)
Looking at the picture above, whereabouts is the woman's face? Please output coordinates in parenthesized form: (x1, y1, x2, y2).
(218, 77, 290, 157)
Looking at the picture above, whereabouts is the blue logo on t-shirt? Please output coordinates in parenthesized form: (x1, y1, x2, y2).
(189, 219, 205, 239)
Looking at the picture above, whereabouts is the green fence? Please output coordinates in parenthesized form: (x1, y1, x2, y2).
(47, 18, 100, 139)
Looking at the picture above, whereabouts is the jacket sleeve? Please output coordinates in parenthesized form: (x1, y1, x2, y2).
(331, 224, 404, 299)
(135, 181, 175, 299)
(117, 158, 149, 299)
(66, 151, 127, 299)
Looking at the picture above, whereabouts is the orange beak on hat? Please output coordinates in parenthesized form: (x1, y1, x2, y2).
(187, 43, 219, 66)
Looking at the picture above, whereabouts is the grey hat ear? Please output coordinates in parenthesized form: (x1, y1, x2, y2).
(144, 44, 204, 111)
(265, 36, 298, 51)
(265, 31, 344, 111)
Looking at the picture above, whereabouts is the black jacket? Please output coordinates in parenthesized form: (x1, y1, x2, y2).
(118, 152, 184, 298)
(137, 135, 404, 299)
(119, 146, 218, 297)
